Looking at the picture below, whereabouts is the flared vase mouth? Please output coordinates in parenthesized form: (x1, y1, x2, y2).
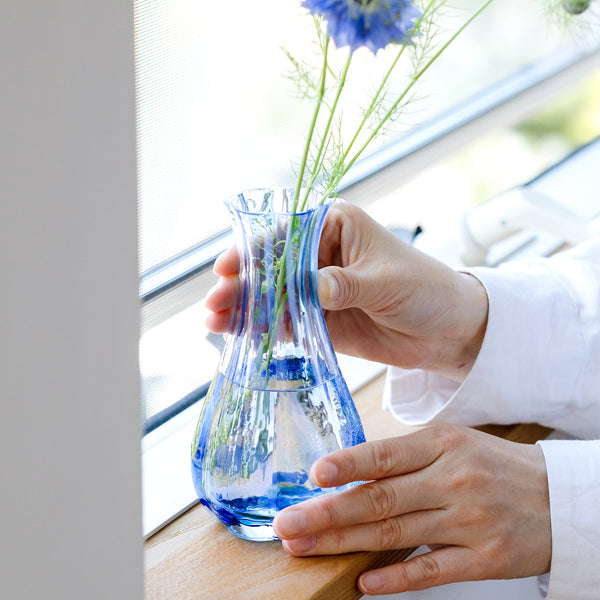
(224, 187, 334, 216)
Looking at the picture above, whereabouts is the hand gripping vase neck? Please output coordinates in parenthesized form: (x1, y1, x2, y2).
(191, 188, 365, 541)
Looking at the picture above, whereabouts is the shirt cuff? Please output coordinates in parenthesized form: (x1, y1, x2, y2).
(382, 366, 459, 424)
(537, 440, 600, 600)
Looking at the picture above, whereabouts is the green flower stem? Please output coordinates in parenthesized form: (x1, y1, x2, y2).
(299, 49, 353, 211)
(338, 0, 440, 170)
(293, 33, 331, 212)
(322, 0, 496, 197)
(254, 0, 498, 384)
(261, 213, 299, 384)
(340, 45, 406, 169)
(303, 0, 436, 203)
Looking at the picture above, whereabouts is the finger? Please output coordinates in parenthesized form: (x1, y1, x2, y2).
(213, 245, 239, 276)
(273, 477, 442, 540)
(310, 429, 442, 488)
(427, 543, 450, 551)
(205, 276, 238, 313)
(204, 275, 239, 334)
(358, 546, 484, 595)
(205, 309, 233, 334)
(280, 509, 447, 557)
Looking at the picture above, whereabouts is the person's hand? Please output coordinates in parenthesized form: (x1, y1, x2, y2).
(272, 423, 551, 596)
(206, 201, 488, 382)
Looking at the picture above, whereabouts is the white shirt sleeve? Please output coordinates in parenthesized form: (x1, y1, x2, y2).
(537, 439, 600, 600)
(384, 236, 600, 438)
(382, 237, 600, 599)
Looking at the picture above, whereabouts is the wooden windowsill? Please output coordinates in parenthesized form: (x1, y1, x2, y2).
(144, 371, 551, 600)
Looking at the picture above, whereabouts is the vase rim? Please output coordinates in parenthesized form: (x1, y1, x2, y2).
(224, 187, 335, 216)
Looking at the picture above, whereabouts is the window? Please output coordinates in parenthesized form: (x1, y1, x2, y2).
(136, 0, 600, 536)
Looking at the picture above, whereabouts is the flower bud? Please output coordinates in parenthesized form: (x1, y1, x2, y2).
(562, 0, 591, 14)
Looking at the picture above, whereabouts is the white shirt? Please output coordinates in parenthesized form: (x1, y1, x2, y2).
(383, 237, 600, 600)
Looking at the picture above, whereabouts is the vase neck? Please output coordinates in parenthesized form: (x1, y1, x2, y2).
(220, 198, 338, 390)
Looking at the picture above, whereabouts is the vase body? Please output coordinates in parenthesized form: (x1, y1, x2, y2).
(191, 188, 365, 541)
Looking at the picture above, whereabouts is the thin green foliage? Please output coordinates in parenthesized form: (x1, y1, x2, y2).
(285, 0, 497, 208)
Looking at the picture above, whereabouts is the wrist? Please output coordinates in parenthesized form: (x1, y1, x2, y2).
(434, 272, 489, 383)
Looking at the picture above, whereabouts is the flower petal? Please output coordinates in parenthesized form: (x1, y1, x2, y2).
(303, 0, 421, 53)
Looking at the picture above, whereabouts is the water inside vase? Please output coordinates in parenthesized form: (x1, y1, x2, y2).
(191, 358, 365, 541)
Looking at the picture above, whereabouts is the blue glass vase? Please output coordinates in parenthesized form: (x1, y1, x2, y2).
(191, 188, 366, 541)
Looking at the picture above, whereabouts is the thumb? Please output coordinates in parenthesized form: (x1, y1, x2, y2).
(318, 266, 361, 311)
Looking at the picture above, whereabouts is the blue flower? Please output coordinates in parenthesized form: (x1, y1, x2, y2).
(303, 0, 421, 53)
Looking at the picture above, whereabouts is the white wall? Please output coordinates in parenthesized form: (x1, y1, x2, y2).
(0, 2, 142, 599)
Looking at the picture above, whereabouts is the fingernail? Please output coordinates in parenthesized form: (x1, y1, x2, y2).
(283, 535, 316, 554)
(312, 459, 338, 486)
(274, 509, 307, 537)
(360, 572, 386, 592)
(317, 270, 337, 306)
